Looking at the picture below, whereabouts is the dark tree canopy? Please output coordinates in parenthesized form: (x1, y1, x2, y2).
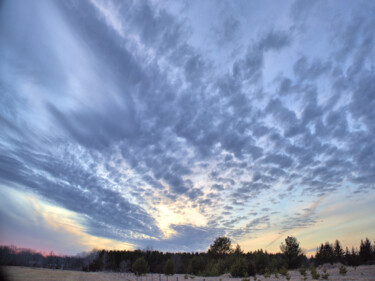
(164, 259, 174, 275)
(1, 236, 374, 276)
(334, 240, 344, 261)
(230, 258, 247, 277)
(359, 238, 373, 263)
(187, 255, 205, 275)
(280, 236, 303, 268)
(208, 237, 233, 257)
(132, 257, 149, 275)
(315, 242, 335, 265)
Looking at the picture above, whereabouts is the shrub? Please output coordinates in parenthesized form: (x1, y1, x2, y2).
(230, 258, 248, 277)
(312, 271, 321, 279)
(285, 273, 291, 281)
(309, 266, 320, 280)
(184, 274, 188, 279)
(339, 265, 347, 275)
(132, 257, 149, 275)
(279, 266, 288, 276)
(298, 265, 306, 276)
(263, 267, 271, 278)
(242, 278, 250, 281)
(322, 272, 329, 280)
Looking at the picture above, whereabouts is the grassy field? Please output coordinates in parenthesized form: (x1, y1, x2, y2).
(2, 265, 375, 281)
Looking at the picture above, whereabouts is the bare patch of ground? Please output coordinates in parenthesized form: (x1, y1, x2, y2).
(2, 264, 375, 281)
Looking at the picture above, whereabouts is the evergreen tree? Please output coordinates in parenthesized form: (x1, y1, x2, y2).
(280, 236, 302, 268)
(164, 259, 175, 275)
(233, 244, 243, 257)
(359, 238, 372, 263)
(208, 237, 233, 257)
(315, 242, 335, 265)
(230, 258, 247, 277)
(132, 257, 149, 275)
(334, 240, 344, 262)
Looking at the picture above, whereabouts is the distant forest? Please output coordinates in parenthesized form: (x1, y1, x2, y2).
(1, 236, 374, 277)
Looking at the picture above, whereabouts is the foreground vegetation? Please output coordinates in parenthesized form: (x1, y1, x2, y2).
(2, 265, 375, 281)
(1, 237, 374, 277)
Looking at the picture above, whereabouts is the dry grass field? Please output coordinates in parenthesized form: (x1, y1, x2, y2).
(2, 265, 375, 281)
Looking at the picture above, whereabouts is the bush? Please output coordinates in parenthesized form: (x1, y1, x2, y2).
(339, 265, 347, 275)
(321, 272, 329, 280)
(279, 266, 288, 276)
(230, 258, 248, 277)
(309, 266, 320, 280)
(184, 274, 188, 279)
(132, 257, 149, 275)
(298, 265, 307, 276)
(263, 267, 271, 278)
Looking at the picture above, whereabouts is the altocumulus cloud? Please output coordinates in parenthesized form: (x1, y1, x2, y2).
(0, 0, 375, 253)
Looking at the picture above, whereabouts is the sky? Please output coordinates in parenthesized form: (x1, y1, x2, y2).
(0, 0, 375, 256)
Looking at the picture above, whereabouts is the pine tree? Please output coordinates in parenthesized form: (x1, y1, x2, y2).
(164, 259, 175, 275)
(359, 238, 372, 263)
(334, 240, 344, 262)
(280, 236, 302, 268)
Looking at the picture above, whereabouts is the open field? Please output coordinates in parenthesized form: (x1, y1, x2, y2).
(2, 265, 375, 281)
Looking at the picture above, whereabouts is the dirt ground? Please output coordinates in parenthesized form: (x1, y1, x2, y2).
(2, 264, 375, 281)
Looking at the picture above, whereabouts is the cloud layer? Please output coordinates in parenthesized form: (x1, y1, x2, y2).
(0, 0, 375, 253)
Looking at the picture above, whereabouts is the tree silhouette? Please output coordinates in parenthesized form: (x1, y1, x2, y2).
(164, 259, 175, 275)
(208, 237, 233, 257)
(132, 257, 149, 275)
(359, 238, 372, 263)
(334, 240, 344, 262)
(315, 242, 334, 265)
(230, 258, 247, 277)
(280, 236, 302, 268)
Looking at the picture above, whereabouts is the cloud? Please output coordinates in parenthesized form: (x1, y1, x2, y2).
(212, 16, 241, 45)
(0, 0, 375, 253)
(293, 56, 331, 81)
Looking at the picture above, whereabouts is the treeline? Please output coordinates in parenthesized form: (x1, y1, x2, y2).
(0, 245, 87, 270)
(314, 238, 374, 266)
(1, 237, 374, 277)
